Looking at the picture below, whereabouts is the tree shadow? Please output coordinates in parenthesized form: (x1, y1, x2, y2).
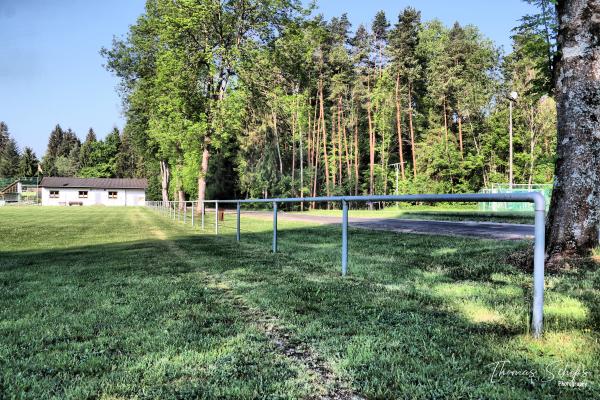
(1, 220, 598, 398)
(0, 237, 317, 399)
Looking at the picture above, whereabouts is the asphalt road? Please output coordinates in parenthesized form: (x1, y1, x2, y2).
(244, 212, 534, 240)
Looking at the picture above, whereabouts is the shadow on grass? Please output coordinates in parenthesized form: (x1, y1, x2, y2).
(0, 236, 318, 399)
(1, 218, 598, 398)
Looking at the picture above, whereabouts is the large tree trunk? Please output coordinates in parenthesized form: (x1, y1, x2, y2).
(196, 139, 210, 214)
(160, 159, 170, 203)
(546, 0, 600, 263)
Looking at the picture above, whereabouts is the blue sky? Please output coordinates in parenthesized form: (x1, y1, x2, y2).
(0, 0, 536, 157)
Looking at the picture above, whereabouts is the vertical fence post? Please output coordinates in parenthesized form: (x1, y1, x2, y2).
(191, 201, 195, 227)
(184, 202, 187, 224)
(215, 201, 219, 235)
(532, 196, 545, 338)
(272, 202, 278, 253)
(236, 202, 241, 242)
(201, 201, 205, 230)
(342, 199, 349, 276)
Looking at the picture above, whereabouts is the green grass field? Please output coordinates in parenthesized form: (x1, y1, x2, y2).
(0, 206, 598, 399)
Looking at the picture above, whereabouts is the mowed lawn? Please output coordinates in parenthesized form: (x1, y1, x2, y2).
(0, 207, 598, 399)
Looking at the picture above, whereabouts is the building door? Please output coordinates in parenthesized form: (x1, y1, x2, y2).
(95, 191, 102, 205)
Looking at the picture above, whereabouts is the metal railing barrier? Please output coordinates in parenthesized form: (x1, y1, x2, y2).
(146, 192, 546, 338)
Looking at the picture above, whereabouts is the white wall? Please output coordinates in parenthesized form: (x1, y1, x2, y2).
(41, 188, 145, 206)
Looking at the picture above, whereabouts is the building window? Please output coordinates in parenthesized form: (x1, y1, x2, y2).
(78, 191, 88, 198)
(108, 191, 118, 199)
(49, 190, 59, 198)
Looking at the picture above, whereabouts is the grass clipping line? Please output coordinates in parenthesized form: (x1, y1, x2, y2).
(144, 210, 363, 400)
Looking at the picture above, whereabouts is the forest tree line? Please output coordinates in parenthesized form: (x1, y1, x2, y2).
(2, 0, 558, 204)
(0, 122, 141, 185)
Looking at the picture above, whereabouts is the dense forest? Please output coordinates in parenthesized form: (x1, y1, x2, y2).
(1, 0, 558, 204)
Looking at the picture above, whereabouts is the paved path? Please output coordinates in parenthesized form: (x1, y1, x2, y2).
(244, 212, 534, 240)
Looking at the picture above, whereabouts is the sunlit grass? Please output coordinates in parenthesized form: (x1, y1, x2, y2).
(0, 206, 598, 399)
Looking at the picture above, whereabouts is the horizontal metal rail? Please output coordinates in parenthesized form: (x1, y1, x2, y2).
(146, 192, 545, 338)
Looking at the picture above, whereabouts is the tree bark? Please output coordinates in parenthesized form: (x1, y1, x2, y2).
(178, 189, 185, 208)
(354, 114, 360, 195)
(312, 99, 322, 207)
(458, 112, 464, 160)
(367, 76, 375, 198)
(300, 106, 304, 211)
(368, 98, 375, 197)
(331, 108, 337, 187)
(319, 78, 330, 198)
(196, 138, 210, 214)
(408, 82, 417, 179)
(443, 96, 449, 155)
(380, 101, 387, 196)
(291, 107, 296, 194)
(342, 103, 351, 181)
(546, 0, 600, 262)
(272, 110, 283, 176)
(528, 104, 538, 188)
(395, 72, 406, 180)
(160, 159, 170, 203)
(337, 96, 343, 186)
(176, 151, 185, 210)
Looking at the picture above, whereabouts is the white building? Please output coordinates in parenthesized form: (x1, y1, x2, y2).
(40, 177, 147, 206)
